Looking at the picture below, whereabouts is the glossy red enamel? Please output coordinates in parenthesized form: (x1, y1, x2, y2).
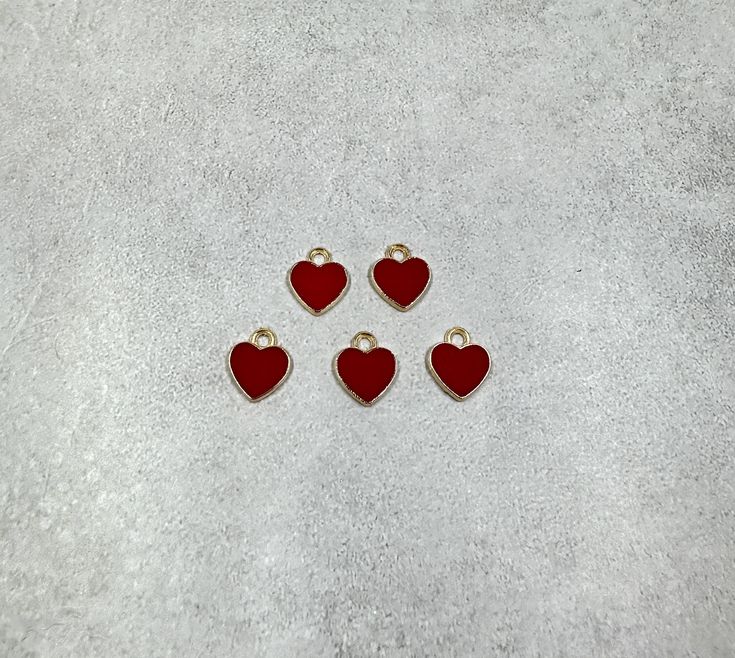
(335, 347, 396, 404)
(289, 261, 348, 313)
(429, 343, 490, 399)
(371, 257, 430, 309)
(229, 342, 290, 401)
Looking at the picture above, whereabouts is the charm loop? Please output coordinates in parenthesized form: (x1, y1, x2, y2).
(308, 247, 333, 264)
(249, 327, 277, 347)
(444, 326, 471, 347)
(351, 331, 378, 351)
(385, 243, 411, 260)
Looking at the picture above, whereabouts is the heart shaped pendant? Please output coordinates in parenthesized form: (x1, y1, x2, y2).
(427, 327, 491, 400)
(229, 328, 291, 401)
(288, 247, 349, 315)
(369, 243, 431, 311)
(334, 332, 397, 406)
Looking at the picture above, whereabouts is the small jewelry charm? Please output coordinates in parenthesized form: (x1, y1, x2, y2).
(288, 247, 349, 315)
(334, 332, 397, 406)
(369, 243, 431, 311)
(229, 328, 291, 402)
(427, 327, 491, 400)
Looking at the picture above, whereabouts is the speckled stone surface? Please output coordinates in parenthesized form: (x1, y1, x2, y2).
(1, 1, 734, 656)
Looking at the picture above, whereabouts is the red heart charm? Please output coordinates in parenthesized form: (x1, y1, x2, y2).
(288, 248, 349, 315)
(427, 328, 491, 400)
(229, 329, 291, 401)
(335, 332, 397, 406)
(370, 244, 431, 311)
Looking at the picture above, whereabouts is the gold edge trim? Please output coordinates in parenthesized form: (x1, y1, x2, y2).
(287, 262, 350, 316)
(332, 348, 398, 407)
(228, 343, 293, 402)
(368, 258, 432, 312)
(425, 342, 491, 401)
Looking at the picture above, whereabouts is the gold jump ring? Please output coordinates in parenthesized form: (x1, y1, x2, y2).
(249, 327, 277, 347)
(444, 326, 470, 347)
(351, 331, 378, 351)
(308, 247, 332, 263)
(385, 244, 411, 260)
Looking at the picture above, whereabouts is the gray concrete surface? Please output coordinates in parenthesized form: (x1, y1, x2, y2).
(1, 1, 734, 656)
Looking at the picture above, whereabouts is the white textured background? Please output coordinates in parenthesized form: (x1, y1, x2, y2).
(2, 1, 734, 656)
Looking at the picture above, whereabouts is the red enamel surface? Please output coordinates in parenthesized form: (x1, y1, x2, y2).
(372, 257, 430, 309)
(336, 347, 396, 404)
(289, 261, 348, 313)
(429, 343, 490, 398)
(229, 342, 290, 401)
